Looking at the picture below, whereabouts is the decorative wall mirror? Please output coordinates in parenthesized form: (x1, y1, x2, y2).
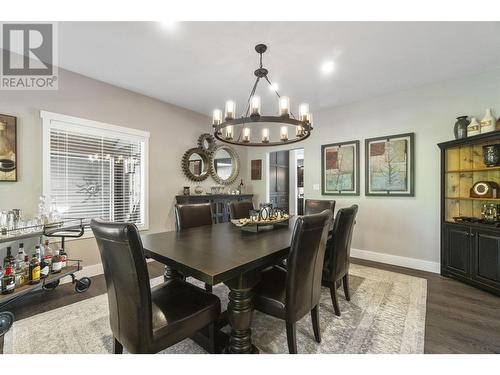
(182, 147, 210, 181)
(198, 133, 217, 152)
(210, 145, 240, 185)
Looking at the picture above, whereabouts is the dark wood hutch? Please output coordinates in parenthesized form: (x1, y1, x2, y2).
(176, 194, 253, 223)
(438, 131, 500, 296)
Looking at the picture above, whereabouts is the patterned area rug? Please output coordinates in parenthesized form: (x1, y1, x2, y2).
(4, 263, 427, 354)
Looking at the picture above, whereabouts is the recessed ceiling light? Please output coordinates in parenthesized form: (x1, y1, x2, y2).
(269, 83, 279, 92)
(158, 21, 178, 31)
(321, 61, 335, 75)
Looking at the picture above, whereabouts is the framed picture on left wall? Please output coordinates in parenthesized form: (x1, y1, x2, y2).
(0, 114, 17, 182)
(321, 140, 360, 195)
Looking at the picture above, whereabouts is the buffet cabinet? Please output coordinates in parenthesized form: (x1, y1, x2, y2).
(439, 131, 500, 295)
(175, 194, 253, 223)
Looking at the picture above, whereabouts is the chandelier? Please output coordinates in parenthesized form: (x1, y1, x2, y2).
(211, 44, 313, 147)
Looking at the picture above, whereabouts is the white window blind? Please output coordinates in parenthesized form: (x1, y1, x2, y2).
(41, 111, 149, 229)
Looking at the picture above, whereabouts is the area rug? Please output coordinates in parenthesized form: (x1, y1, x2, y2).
(3, 263, 427, 354)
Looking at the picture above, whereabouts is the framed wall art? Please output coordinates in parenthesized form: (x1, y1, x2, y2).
(251, 159, 262, 180)
(321, 140, 360, 195)
(0, 114, 17, 182)
(365, 132, 415, 197)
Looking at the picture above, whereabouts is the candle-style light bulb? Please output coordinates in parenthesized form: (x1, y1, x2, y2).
(212, 109, 222, 125)
(279, 96, 290, 117)
(306, 112, 314, 129)
(280, 126, 288, 142)
(299, 103, 309, 122)
(243, 127, 251, 143)
(250, 96, 261, 116)
(225, 100, 236, 120)
(262, 128, 269, 143)
(225, 125, 234, 140)
(296, 125, 305, 137)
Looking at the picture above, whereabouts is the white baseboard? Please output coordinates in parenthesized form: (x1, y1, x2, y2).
(350, 248, 440, 274)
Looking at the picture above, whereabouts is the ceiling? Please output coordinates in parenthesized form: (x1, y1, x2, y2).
(57, 22, 500, 116)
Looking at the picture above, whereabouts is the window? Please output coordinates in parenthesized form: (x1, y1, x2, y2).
(41, 111, 149, 229)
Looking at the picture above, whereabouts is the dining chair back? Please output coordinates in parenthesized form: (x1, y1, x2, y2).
(91, 219, 221, 354)
(90, 219, 152, 352)
(322, 204, 358, 316)
(286, 210, 333, 322)
(229, 200, 254, 220)
(175, 203, 213, 230)
(304, 199, 336, 216)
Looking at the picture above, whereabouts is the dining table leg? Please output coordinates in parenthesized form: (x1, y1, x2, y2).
(163, 265, 185, 282)
(224, 271, 260, 354)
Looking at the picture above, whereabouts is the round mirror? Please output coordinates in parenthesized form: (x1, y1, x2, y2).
(182, 147, 210, 181)
(210, 145, 239, 185)
(198, 133, 216, 152)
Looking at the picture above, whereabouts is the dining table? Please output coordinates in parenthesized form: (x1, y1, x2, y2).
(140, 217, 299, 354)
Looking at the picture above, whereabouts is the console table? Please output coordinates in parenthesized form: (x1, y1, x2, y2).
(175, 194, 254, 223)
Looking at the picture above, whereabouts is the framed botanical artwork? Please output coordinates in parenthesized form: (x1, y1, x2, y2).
(321, 140, 360, 195)
(251, 159, 262, 180)
(0, 114, 17, 182)
(365, 132, 415, 196)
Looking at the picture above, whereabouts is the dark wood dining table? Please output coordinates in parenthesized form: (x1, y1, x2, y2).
(140, 218, 298, 354)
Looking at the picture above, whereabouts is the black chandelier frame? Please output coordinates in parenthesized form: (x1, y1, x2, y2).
(212, 44, 313, 147)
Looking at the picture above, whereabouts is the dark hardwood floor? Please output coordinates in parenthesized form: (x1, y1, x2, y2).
(4, 259, 500, 354)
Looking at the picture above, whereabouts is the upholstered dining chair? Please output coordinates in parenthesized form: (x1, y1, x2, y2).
(304, 199, 336, 216)
(253, 210, 333, 354)
(322, 205, 358, 316)
(175, 203, 213, 230)
(229, 200, 254, 220)
(90, 219, 221, 354)
(175, 203, 214, 292)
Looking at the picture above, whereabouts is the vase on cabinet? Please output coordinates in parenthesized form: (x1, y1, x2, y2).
(467, 117, 481, 137)
(454, 116, 469, 139)
(480, 108, 496, 134)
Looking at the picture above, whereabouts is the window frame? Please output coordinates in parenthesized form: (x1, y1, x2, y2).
(41, 110, 150, 235)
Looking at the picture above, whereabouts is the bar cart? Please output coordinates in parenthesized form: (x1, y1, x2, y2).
(0, 219, 91, 353)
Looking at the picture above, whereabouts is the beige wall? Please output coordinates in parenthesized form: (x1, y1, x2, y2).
(243, 69, 500, 269)
(0, 68, 247, 266)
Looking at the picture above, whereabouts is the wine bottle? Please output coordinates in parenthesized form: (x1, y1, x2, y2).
(3, 246, 15, 268)
(1, 264, 15, 294)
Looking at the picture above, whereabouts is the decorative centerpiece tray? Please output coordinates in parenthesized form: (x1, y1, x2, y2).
(231, 214, 291, 233)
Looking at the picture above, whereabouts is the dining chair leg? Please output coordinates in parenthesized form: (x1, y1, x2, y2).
(311, 304, 321, 343)
(207, 322, 216, 354)
(329, 282, 341, 316)
(342, 274, 351, 301)
(205, 284, 213, 293)
(113, 337, 123, 354)
(286, 321, 298, 354)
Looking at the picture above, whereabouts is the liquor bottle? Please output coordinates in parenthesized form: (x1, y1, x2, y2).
(3, 246, 15, 268)
(39, 246, 49, 279)
(14, 258, 26, 287)
(59, 247, 67, 269)
(51, 248, 62, 274)
(29, 253, 40, 284)
(43, 240, 53, 270)
(1, 264, 15, 294)
(40, 258, 49, 278)
(17, 243, 26, 263)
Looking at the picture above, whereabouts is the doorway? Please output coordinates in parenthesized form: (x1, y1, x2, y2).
(267, 148, 304, 215)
